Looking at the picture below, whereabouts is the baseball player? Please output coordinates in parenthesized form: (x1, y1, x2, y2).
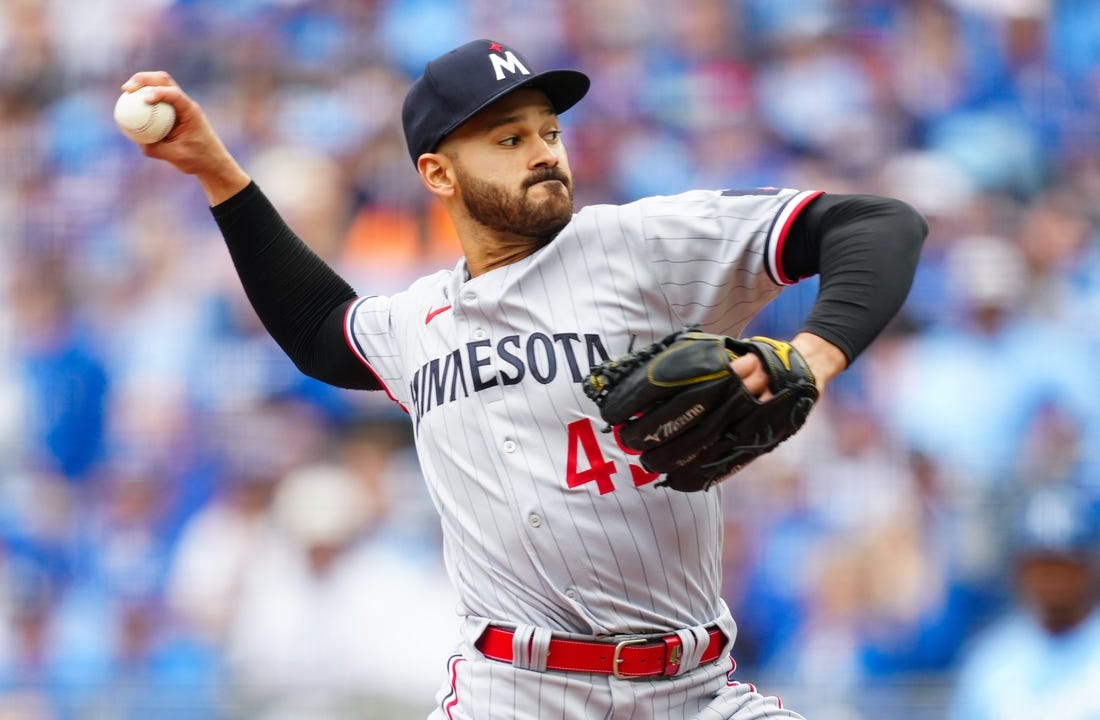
(122, 39, 926, 720)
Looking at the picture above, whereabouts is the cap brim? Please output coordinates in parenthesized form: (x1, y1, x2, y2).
(526, 69, 591, 116)
(436, 68, 590, 147)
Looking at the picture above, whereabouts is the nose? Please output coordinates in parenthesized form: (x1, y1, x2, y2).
(530, 137, 560, 169)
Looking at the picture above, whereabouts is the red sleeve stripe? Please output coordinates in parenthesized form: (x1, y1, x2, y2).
(343, 297, 408, 414)
(766, 190, 824, 286)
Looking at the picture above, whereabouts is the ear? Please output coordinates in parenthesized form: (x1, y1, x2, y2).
(417, 153, 456, 199)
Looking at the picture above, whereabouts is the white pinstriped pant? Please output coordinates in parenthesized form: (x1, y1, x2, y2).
(428, 646, 805, 720)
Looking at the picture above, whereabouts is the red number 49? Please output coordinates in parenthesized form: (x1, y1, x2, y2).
(565, 418, 660, 495)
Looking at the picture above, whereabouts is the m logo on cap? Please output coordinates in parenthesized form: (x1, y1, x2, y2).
(490, 50, 531, 81)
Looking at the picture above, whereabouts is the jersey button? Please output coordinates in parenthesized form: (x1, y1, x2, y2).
(564, 588, 578, 600)
(503, 439, 517, 453)
(473, 328, 487, 340)
(528, 513, 543, 528)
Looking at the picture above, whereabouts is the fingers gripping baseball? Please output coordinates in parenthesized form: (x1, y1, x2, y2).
(117, 71, 252, 203)
(124, 70, 178, 89)
(117, 72, 182, 142)
(583, 329, 820, 492)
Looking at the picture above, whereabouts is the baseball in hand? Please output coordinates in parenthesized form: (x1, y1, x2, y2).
(114, 87, 176, 144)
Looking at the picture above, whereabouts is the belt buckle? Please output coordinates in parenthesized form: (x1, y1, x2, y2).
(611, 638, 648, 680)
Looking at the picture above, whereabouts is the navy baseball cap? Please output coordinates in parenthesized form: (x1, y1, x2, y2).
(401, 39, 590, 164)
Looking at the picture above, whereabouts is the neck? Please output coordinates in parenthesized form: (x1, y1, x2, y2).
(465, 239, 544, 277)
(454, 217, 551, 278)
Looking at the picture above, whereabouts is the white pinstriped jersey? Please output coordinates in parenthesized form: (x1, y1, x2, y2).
(346, 187, 821, 637)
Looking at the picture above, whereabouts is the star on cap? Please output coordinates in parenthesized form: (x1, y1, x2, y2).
(489, 41, 503, 53)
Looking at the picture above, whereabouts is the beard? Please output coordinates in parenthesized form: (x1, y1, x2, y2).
(455, 164, 574, 243)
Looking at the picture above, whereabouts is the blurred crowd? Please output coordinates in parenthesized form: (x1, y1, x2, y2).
(1, 0, 1100, 718)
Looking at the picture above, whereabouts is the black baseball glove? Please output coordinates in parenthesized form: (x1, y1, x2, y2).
(582, 328, 819, 492)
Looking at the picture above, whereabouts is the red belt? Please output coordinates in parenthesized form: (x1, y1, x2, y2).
(476, 625, 727, 680)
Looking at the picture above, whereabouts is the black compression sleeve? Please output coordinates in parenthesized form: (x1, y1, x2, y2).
(210, 182, 382, 390)
(781, 193, 927, 362)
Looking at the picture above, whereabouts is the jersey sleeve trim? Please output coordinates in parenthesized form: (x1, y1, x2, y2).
(343, 297, 408, 414)
(766, 190, 824, 285)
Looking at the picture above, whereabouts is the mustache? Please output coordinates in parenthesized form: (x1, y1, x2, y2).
(523, 167, 570, 190)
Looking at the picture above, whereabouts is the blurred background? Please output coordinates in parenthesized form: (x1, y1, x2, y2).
(2, 0, 1100, 718)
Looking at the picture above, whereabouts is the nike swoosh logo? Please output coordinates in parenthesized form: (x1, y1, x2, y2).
(425, 305, 452, 324)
